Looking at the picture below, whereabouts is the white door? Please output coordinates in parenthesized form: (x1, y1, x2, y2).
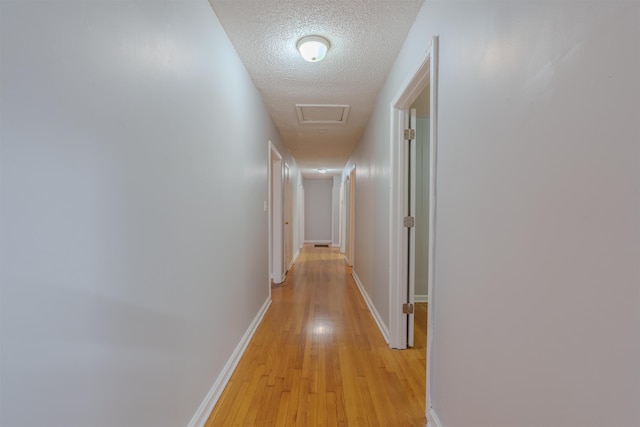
(345, 168, 355, 267)
(270, 148, 284, 284)
(283, 164, 293, 271)
(344, 177, 351, 265)
(406, 108, 417, 347)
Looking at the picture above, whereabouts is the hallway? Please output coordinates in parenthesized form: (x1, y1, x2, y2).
(206, 245, 426, 426)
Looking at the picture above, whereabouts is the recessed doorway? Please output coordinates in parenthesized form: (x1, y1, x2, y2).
(388, 36, 439, 423)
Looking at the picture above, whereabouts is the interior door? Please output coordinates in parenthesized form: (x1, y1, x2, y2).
(283, 164, 293, 271)
(270, 150, 284, 284)
(344, 176, 351, 265)
(407, 108, 417, 347)
(347, 168, 355, 267)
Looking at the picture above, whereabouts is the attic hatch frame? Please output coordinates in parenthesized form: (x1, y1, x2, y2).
(388, 36, 439, 424)
(295, 104, 350, 124)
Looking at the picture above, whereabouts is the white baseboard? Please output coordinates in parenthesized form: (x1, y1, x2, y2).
(415, 294, 429, 303)
(352, 271, 390, 343)
(304, 240, 332, 244)
(427, 408, 443, 427)
(331, 243, 340, 248)
(187, 298, 272, 427)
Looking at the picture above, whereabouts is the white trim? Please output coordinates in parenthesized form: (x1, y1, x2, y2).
(388, 106, 405, 349)
(338, 177, 344, 252)
(331, 175, 341, 249)
(299, 184, 305, 249)
(352, 271, 390, 343)
(387, 36, 439, 418)
(340, 178, 347, 254)
(427, 408, 443, 427)
(187, 298, 272, 427)
(407, 107, 417, 348)
(388, 43, 434, 350)
(268, 142, 274, 291)
(426, 37, 439, 419)
(344, 166, 356, 268)
(415, 294, 429, 303)
(304, 240, 332, 244)
(269, 142, 285, 286)
(283, 162, 294, 273)
(295, 104, 350, 125)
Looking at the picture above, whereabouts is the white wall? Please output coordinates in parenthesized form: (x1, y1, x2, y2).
(0, 1, 299, 426)
(331, 176, 341, 247)
(303, 178, 333, 242)
(347, 1, 640, 426)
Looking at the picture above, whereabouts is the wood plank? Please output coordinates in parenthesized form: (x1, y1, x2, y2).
(205, 245, 426, 426)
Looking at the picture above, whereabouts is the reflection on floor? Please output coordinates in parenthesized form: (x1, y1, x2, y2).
(206, 245, 427, 426)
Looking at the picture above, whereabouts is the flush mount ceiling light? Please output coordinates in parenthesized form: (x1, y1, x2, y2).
(297, 36, 330, 63)
(318, 168, 327, 174)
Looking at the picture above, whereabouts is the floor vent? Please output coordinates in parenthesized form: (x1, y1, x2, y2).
(314, 244, 330, 248)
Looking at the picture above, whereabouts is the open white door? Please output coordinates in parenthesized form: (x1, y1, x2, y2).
(388, 36, 438, 421)
(283, 163, 293, 271)
(388, 37, 437, 361)
(345, 168, 356, 267)
(269, 143, 284, 284)
(406, 108, 417, 347)
(340, 179, 348, 254)
(344, 176, 351, 265)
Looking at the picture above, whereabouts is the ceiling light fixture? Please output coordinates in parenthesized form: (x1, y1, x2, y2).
(318, 168, 327, 174)
(297, 36, 330, 63)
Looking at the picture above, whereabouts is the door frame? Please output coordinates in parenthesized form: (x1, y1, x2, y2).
(340, 178, 347, 255)
(407, 107, 418, 348)
(387, 36, 439, 419)
(344, 166, 356, 266)
(299, 183, 305, 250)
(283, 163, 294, 271)
(268, 141, 285, 285)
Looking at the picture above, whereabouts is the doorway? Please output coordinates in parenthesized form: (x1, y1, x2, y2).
(344, 167, 356, 267)
(283, 163, 294, 271)
(409, 86, 431, 347)
(388, 37, 438, 421)
(269, 142, 285, 285)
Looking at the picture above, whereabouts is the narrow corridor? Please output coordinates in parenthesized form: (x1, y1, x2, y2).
(206, 245, 426, 426)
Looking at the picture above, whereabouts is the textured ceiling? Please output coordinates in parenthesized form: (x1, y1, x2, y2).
(208, 0, 424, 176)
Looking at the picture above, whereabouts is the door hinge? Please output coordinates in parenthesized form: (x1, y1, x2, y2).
(402, 303, 414, 314)
(403, 216, 415, 228)
(403, 129, 416, 140)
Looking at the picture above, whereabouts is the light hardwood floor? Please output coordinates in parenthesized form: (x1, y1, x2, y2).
(205, 245, 427, 426)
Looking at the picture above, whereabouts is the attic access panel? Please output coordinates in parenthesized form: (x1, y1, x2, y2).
(296, 104, 350, 124)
